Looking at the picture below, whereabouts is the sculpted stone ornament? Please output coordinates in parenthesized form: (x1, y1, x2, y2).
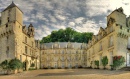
(107, 17, 115, 27)
(116, 7, 124, 14)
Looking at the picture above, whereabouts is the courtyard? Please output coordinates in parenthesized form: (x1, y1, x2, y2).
(0, 69, 130, 79)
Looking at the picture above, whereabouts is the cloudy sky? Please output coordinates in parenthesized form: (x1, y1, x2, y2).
(0, 0, 130, 40)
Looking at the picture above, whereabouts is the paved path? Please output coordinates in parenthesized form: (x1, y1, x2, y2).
(0, 69, 130, 79)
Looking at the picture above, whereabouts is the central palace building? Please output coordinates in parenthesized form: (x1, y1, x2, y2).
(1, 2, 130, 70)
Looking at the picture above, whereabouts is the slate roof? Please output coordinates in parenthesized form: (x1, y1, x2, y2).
(42, 42, 86, 49)
(2, 1, 23, 13)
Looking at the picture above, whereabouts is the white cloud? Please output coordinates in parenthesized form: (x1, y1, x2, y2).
(56, 14, 66, 21)
(75, 17, 84, 24)
(69, 22, 75, 26)
(52, 24, 66, 30)
(48, 14, 57, 23)
(86, 0, 130, 17)
(74, 19, 99, 35)
(1, 0, 130, 40)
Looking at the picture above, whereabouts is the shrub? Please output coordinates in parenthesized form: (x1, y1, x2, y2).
(0, 60, 10, 74)
(78, 65, 83, 68)
(0, 58, 23, 74)
(101, 56, 108, 69)
(29, 67, 36, 70)
(30, 63, 35, 67)
(9, 58, 23, 70)
(43, 67, 48, 69)
(113, 56, 125, 69)
(94, 60, 99, 69)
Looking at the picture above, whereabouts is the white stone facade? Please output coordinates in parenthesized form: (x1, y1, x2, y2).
(86, 7, 130, 69)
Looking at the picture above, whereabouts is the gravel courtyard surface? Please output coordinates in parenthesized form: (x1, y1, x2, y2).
(0, 69, 130, 79)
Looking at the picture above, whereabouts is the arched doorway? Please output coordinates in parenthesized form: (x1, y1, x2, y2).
(24, 60, 29, 71)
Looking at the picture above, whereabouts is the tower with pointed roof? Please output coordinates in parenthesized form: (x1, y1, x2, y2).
(0, 1, 24, 62)
(1, 1, 23, 26)
(0, 2, 40, 70)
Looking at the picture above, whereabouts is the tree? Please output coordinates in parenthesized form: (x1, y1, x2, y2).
(30, 63, 35, 67)
(40, 27, 93, 43)
(94, 60, 99, 69)
(101, 56, 108, 69)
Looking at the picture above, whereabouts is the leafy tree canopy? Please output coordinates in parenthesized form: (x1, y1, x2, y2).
(40, 27, 93, 43)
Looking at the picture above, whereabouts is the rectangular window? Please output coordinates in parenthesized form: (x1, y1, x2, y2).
(7, 17, 9, 22)
(6, 46, 9, 57)
(25, 37, 27, 43)
(109, 36, 113, 47)
(25, 46, 27, 54)
(32, 42, 33, 47)
(99, 42, 102, 51)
